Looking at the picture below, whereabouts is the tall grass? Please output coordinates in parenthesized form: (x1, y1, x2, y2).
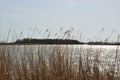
(0, 28, 120, 80)
(0, 44, 120, 80)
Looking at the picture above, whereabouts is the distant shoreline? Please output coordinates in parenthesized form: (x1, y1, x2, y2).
(0, 38, 120, 45)
(0, 43, 120, 45)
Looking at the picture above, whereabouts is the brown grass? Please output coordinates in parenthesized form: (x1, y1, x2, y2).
(0, 28, 120, 80)
(0, 44, 120, 80)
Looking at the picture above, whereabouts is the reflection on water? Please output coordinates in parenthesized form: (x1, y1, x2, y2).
(0, 45, 120, 72)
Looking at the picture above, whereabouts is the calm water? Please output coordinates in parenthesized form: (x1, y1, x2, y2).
(0, 45, 120, 72)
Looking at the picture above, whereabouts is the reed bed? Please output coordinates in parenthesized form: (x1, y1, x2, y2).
(0, 44, 120, 80)
(0, 28, 120, 80)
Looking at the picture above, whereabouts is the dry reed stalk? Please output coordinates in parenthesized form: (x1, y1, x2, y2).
(0, 29, 120, 80)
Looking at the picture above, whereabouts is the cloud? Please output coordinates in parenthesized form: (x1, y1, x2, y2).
(48, 0, 78, 7)
(68, 0, 77, 7)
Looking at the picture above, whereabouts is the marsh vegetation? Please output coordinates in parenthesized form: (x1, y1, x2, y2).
(0, 28, 120, 80)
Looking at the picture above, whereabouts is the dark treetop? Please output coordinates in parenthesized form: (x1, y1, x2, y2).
(0, 38, 120, 45)
(13, 38, 83, 44)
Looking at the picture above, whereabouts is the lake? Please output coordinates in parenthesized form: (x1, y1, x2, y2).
(0, 44, 120, 73)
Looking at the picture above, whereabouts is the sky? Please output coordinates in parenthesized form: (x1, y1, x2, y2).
(0, 0, 120, 42)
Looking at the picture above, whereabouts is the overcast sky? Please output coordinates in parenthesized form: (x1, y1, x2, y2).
(0, 0, 120, 42)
